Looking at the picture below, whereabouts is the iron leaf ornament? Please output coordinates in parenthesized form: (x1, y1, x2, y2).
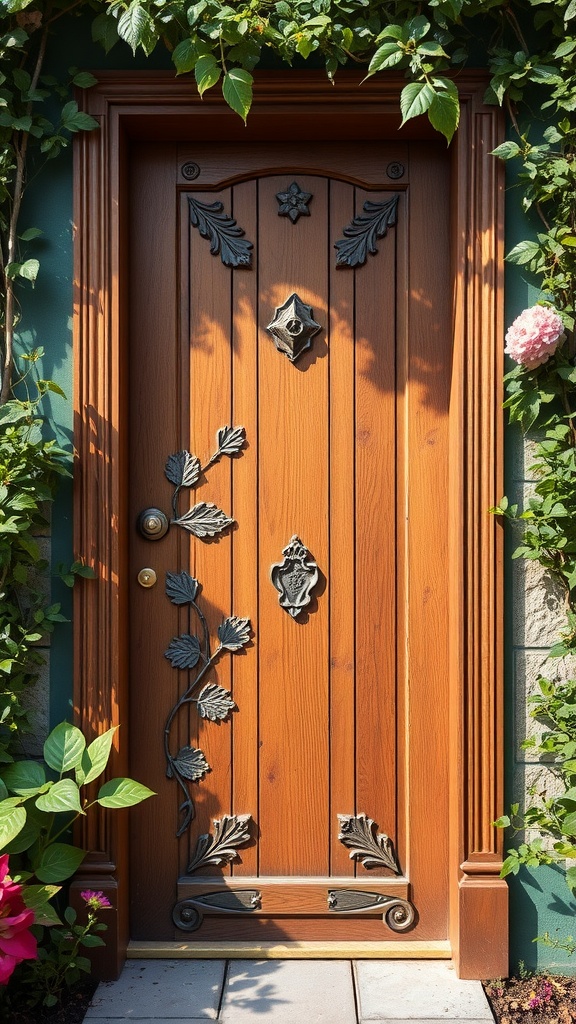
(335, 194, 399, 268)
(270, 536, 319, 618)
(163, 573, 251, 836)
(337, 813, 400, 873)
(187, 813, 253, 873)
(188, 196, 253, 268)
(166, 426, 245, 539)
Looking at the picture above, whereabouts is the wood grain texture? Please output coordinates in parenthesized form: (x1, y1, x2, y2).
(128, 940, 451, 958)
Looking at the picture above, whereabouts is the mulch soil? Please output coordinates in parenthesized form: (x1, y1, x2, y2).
(484, 976, 576, 1024)
(4, 983, 97, 1024)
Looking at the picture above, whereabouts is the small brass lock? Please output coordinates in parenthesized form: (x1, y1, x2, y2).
(137, 568, 157, 588)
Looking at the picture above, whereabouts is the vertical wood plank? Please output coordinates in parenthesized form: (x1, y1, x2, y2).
(354, 188, 397, 861)
(328, 181, 356, 876)
(230, 181, 259, 876)
(187, 189, 234, 870)
(257, 175, 329, 876)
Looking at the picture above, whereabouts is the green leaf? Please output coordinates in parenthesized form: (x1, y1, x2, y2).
(44, 722, 86, 773)
(565, 0, 576, 20)
(97, 777, 155, 808)
(36, 778, 84, 815)
(36, 843, 86, 883)
(491, 141, 521, 160)
(19, 227, 42, 242)
(1, 760, 46, 796)
(173, 37, 197, 75)
(428, 88, 460, 143)
(562, 810, 576, 836)
(72, 72, 98, 89)
(506, 239, 540, 265)
(0, 800, 26, 848)
(400, 82, 435, 126)
(566, 866, 576, 893)
(76, 727, 117, 786)
(18, 258, 39, 282)
(91, 12, 120, 53)
(366, 41, 404, 76)
(195, 54, 221, 96)
(222, 68, 253, 123)
(117, 2, 157, 55)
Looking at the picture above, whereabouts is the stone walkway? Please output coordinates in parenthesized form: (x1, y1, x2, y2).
(85, 959, 494, 1023)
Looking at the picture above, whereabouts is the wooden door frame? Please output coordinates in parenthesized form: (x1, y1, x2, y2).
(71, 71, 506, 980)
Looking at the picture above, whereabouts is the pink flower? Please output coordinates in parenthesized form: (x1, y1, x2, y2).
(0, 855, 37, 985)
(81, 889, 111, 911)
(505, 305, 565, 369)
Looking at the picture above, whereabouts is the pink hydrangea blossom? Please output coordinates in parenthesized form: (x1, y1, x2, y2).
(505, 305, 565, 369)
(0, 855, 37, 985)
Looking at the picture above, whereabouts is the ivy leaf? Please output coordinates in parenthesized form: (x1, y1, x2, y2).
(173, 502, 234, 537)
(172, 746, 210, 781)
(165, 450, 201, 487)
(400, 82, 435, 125)
(165, 571, 199, 605)
(217, 616, 251, 651)
(215, 425, 246, 457)
(164, 633, 202, 669)
(197, 683, 236, 721)
(195, 54, 221, 96)
(222, 68, 253, 123)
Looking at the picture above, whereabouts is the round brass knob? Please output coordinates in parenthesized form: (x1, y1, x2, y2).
(137, 568, 157, 588)
(138, 507, 169, 540)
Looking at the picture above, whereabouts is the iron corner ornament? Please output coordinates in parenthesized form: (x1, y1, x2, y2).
(266, 293, 322, 363)
(337, 813, 401, 873)
(270, 536, 319, 619)
(187, 196, 253, 268)
(276, 181, 312, 223)
(334, 194, 399, 268)
(187, 814, 253, 874)
(327, 889, 416, 933)
(173, 890, 261, 933)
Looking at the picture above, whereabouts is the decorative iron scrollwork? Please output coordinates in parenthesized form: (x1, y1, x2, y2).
(334, 194, 399, 268)
(163, 570, 251, 836)
(188, 196, 253, 268)
(167, 425, 245, 539)
(187, 814, 253, 874)
(327, 889, 415, 932)
(173, 890, 261, 932)
(337, 813, 400, 873)
(266, 293, 322, 363)
(270, 536, 319, 619)
(276, 181, 312, 223)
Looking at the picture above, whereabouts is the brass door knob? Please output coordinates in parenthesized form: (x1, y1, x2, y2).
(138, 568, 157, 588)
(138, 507, 169, 540)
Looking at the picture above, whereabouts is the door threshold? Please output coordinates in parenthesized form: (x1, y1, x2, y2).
(128, 940, 451, 959)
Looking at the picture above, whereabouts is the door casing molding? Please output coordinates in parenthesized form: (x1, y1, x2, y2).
(71, 71, 505, 980)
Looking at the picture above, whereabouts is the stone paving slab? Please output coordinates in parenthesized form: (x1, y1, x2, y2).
(85, 960, 227, 1019)
(355, 962, 492, 1021)
(220, 959, 357, 1023)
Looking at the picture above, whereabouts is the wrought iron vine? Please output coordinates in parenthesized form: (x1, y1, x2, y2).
(163, 570, 251, 837)
(166, 425, 245, 538)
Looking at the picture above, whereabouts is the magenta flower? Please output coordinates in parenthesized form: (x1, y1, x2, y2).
(505, 305, 565, 369)
(0, 855, 37, 985)
(81, 890, 112, 911)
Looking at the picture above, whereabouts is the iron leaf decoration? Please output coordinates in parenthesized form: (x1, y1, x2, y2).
(337, 813, 400, 873)
(173, 502, 234, 538)
(163, 572, 251, 836)
(166, 426, 246, 538)
(165, 571, 199, 605)
(197, 682, 236, 722)
(335, 194, 399, 268)
(187, 813, 253, 873)
(270, 535, 319, 618)
(188, 196, 253, 268)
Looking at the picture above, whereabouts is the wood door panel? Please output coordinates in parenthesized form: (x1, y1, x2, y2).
(128, 140, 451, 942)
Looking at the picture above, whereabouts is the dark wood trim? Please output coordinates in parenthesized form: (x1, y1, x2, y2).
(73, 70, 505, 979)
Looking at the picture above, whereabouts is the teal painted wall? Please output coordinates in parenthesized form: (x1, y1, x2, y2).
(20, 14, 575, 974)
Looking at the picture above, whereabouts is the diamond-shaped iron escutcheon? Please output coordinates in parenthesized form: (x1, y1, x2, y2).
(266, 293, 322, 363)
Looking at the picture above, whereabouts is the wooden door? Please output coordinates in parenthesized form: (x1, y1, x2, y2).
(128, 137, 451, 944)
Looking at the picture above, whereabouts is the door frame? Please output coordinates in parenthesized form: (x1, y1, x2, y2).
(71, 71, 505, 980)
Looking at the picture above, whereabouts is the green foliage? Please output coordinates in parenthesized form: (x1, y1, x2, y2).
(0, 721, 155, 884)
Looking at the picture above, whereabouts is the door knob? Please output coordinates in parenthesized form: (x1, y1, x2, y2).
(137, 568, 157, 588)
(138, 507, 169, 540)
